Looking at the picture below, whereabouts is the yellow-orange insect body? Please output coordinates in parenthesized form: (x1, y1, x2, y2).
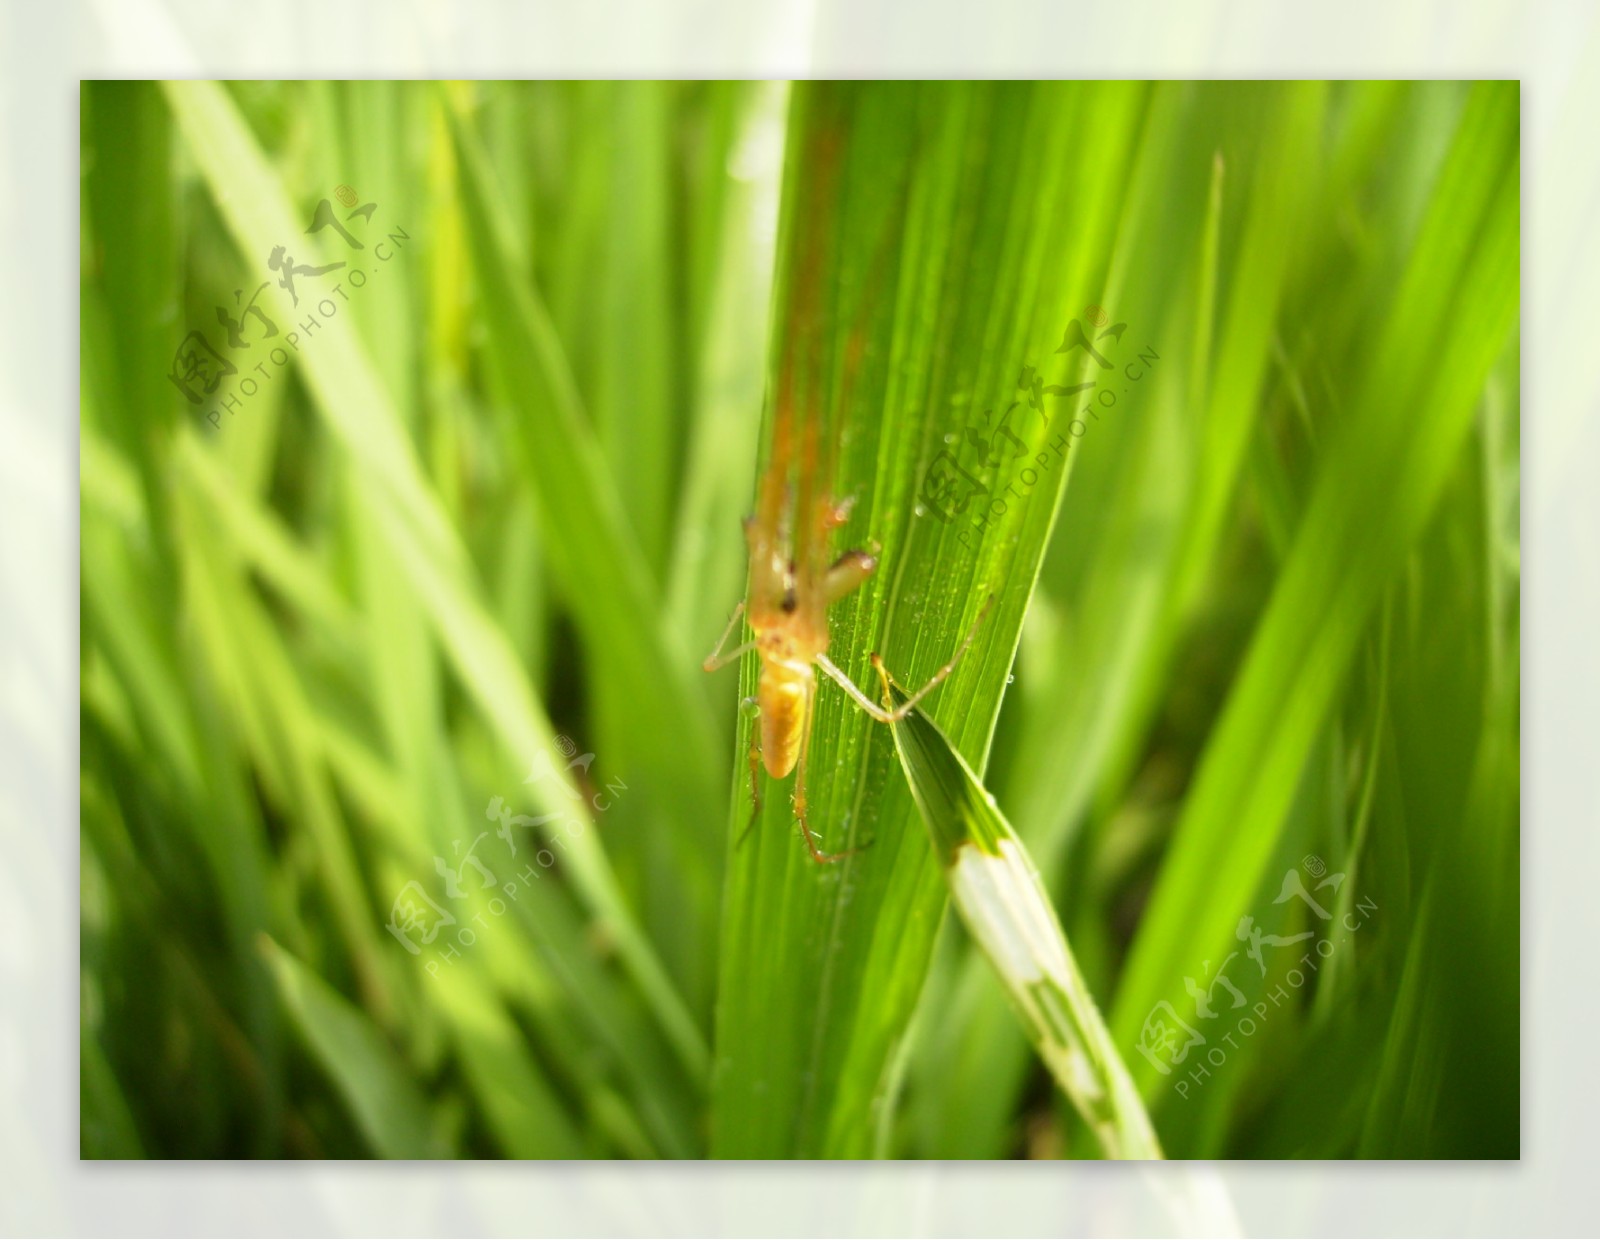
(704, 485, 982, 864)
(757, 668, 807, 779)
(742, 496, 875, 777)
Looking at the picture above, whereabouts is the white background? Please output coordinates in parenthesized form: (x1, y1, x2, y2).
(4, 0, 1593, 1234)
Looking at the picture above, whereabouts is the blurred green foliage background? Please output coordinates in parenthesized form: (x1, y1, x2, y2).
(79, 80, 1518, 1159)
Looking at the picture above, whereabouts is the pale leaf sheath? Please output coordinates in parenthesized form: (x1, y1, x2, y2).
(880, 676, 1163, 1160)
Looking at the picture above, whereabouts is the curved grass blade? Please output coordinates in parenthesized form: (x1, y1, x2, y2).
(876, 672, 1163, 1159)
(258, 935, 451, 1159)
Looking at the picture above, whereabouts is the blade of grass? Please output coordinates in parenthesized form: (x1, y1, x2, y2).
(258, 935, 452, 1158)
(428, 970, 589, 1159)
(876, 673, 1162, 1159)
(711, 81, 1146, 1158)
